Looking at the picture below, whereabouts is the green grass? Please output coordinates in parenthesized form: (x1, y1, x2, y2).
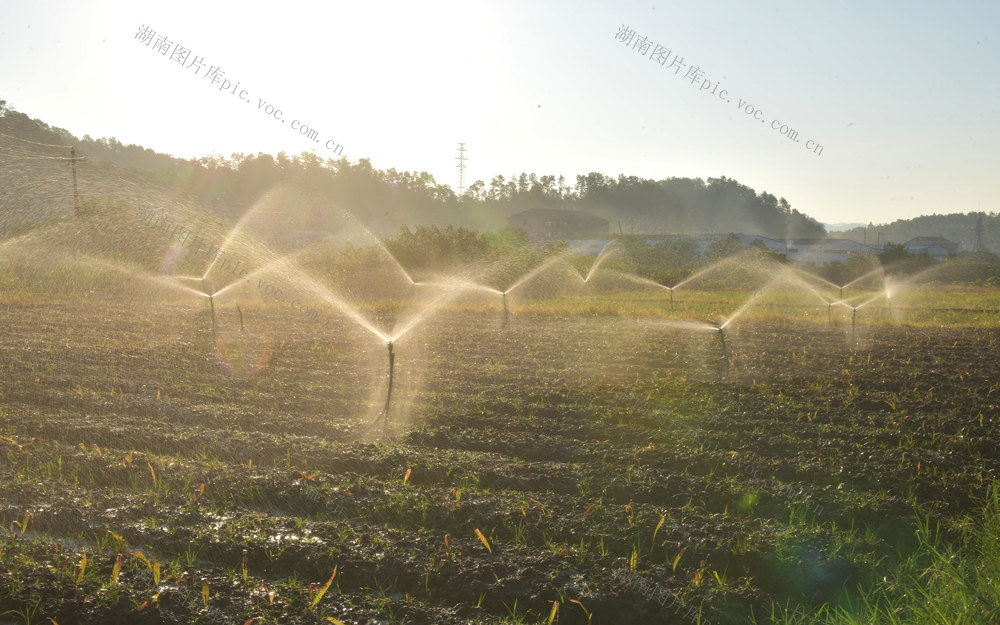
(753, 481, 1000, 624)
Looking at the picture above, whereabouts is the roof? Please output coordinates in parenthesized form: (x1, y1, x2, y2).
(905, 236, 954, 245)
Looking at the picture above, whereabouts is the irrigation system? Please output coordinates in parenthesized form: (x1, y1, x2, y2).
(22, 205, 943, 427)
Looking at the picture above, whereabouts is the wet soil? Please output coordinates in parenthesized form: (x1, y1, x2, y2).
(1, 301, 998, 624)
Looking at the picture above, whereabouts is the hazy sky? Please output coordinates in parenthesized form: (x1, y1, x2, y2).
(1, 0, 997, 226)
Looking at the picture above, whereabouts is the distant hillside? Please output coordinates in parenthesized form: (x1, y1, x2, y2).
(492, 173, 826, 239)
(3, 98, 825, 241)
(824, 222, 866, 232)
(0, 104, 197, 239)
(832, 213, 999, 253)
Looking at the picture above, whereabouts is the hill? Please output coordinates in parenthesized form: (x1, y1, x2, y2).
(2, 98, 825, 241)
(832, 213, 999, 253)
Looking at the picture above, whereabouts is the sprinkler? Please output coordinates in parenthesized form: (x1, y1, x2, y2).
(380, 341, 396, 427)
(712, 321, 730, 378)
(669, 287, 675, 314)
(851, 306, 857, 343)
(828, 302, 832, 326)
(502, 291, 509, 327)
(237, 306, 244, 332)
(202, 278, 217, 344)
(840, 285, 844, 301)
(887, 295, 892, 318)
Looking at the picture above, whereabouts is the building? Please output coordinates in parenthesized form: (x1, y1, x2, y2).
(903, 236, 958, 260)
(532, 227, 960, 267)
(785, 238, 875, 265)
(508, 208, 609, 241)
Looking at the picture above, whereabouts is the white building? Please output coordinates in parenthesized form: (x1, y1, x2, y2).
(567, 233, 957, 267)
(785, 239, 875, 265)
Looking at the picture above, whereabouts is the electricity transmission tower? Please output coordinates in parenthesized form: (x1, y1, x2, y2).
(456, 142, 468, 196)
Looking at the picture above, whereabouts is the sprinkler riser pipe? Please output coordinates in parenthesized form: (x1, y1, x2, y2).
(502, 292, 509, 326)
(669, 289, 674, 314)
(382, 342, 396, 423)
(208, 294, 217, 344)
(719, 332, 730, 378)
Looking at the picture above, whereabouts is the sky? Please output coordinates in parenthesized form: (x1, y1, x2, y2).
(0, 0, 997, 226)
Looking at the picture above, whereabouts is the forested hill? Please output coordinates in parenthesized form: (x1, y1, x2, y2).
(832, 213, 1000, 253)
(2, 98, 824, 239)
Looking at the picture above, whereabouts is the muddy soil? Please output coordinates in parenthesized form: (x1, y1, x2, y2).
(1, 301, 997, 624)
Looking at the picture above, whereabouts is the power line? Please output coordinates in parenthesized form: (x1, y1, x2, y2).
(0, 131, 70, 149)
(0, 145, 80, 160)
(0, 142, 83, 159)
(0, 138, 84, 216)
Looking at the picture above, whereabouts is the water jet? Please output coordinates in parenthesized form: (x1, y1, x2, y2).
(580, 240, 617, 283)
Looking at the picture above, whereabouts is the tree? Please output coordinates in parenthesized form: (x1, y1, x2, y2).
(878, 244, 937, 275)
(706, 234, 743, 262)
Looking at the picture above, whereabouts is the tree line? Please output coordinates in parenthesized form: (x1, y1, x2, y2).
(2, 98, 825, 240)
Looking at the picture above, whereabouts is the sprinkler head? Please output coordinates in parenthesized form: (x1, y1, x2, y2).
(713, 321, 731, 379)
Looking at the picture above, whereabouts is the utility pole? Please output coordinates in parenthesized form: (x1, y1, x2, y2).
(70, 147, 81, 216)
(455, 142, 468, 196)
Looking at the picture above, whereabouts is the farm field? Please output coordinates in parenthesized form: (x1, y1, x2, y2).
(1, 297, 999, 624)
(3, 7, 1000, 622)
